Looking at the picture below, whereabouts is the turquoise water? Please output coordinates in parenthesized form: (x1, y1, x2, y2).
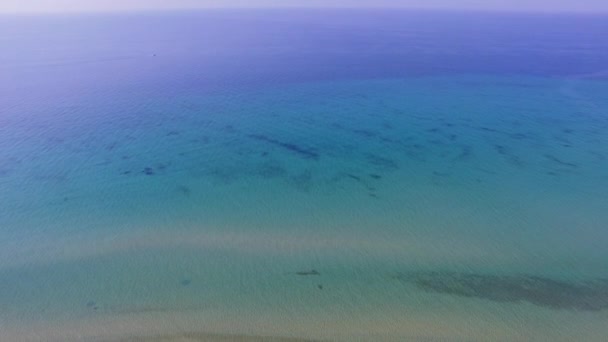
(1, 10, 608, 341)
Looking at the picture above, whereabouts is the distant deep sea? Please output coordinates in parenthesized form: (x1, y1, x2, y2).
(1, 9, 608, 342)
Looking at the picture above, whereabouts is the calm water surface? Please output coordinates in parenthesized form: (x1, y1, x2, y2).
(1, 9, 608, 341)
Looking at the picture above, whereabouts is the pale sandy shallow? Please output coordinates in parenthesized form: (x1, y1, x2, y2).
(0, 228, 515, 270)
(99, 333, 320, 342)
(4, 302, 608, 342)
(0, 223, 592, 275)
(3, 226, 608, 341)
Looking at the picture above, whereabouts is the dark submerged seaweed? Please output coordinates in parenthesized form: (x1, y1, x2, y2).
(248, 134, 320, 160)
(398, 272, 608, 311)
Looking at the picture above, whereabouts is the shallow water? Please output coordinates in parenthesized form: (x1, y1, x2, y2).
(1, 9, 608, 341)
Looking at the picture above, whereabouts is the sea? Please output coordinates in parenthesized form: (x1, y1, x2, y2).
(1, 9, 608, 341)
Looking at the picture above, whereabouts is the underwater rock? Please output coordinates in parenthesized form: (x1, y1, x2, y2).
(177, 185, 191, 196)
(248, 134, 319, 160)
(180, 279, 192, 286)
(478, 126, 500, 133)
(544, 154, 578, 168)
(589, 150, 605, 161)
(223, 125, 237, 133)
(398, 272, 608, 311)
(509, 132, 529, 140)
(143, 167, 155, 175)
(86, 301, 98, 310)
(453, 145, 473, 161)
(257, 162, 287, 179)
(366, 154, 398, 170)
(369, 174, 382, 180)
(291, 169, 313, 191)
(494, 144, 508, 155)
(494, 145, 524, 167)
(346, 174, 362, 181)
(352, 129, 377, 138)
(336, 172, 377, 193)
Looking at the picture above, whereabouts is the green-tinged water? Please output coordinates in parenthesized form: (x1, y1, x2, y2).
(1, 10, 608, 341)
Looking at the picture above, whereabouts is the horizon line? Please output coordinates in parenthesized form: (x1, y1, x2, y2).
(1, 6, 608, 16)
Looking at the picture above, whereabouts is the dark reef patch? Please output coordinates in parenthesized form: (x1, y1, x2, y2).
(105, 142, 118, 151)
(346, 174, 362, 182)
(397, 272, 608, 311)
(177, 185, 191, 196)
(258, 162, 287, 179)
(508, 132, 529, 140)
(493, 145, 524, 167)
(86, 301, 99, 310)
(453, 145, 473, 161)
(296, 270, 320, 276)
(143, 167, 155, 175)
(291, 169, 313, 191)
(352, 129, 378, 138)
(544, 154, 578, 168)
(333, 172, 377, 194)
(494, 144, 508, 156)
(248, 134, 319, 160)
(589, 150, 605, 161)
(478, 126, 500, 133)
(223, 125, 237, 133)
(366, 154, 399, 170)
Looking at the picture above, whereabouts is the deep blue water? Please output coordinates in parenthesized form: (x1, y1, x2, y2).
(1, 9, 608, 341)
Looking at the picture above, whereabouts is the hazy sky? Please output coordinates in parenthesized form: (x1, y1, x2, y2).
(1, 0, 607, 13)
